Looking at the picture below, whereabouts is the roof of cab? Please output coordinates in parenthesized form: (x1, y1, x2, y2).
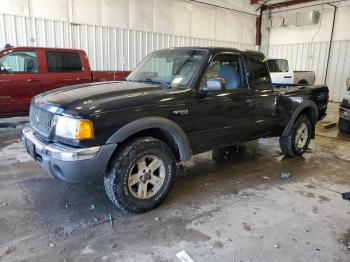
(2, 46, 85, 53)
(160, 46, 265, 57)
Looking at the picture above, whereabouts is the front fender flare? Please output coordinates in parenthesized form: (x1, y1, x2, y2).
(282, 100, 318, 137)
(106, 117, 192, 161)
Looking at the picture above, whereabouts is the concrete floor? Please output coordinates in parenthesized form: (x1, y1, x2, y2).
(0, 103, 350, 262)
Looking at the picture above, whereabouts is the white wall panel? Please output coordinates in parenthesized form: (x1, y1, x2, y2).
(0, 12, 257, 72)
(268, 40, 350, 102)
(129, 0, 153, 32)
(190, 2, 216, 40)
(0, 0, 256, 45)
(31, 0, 68, 21)
(0, 0, 29, 16)
(72, 0, 101, 26)
(173, 1, 192, 37)
(153, 0, 176, 35)
(101, 0, 129, 28)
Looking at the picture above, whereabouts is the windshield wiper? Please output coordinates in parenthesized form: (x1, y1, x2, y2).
(144, 78, 171, 88)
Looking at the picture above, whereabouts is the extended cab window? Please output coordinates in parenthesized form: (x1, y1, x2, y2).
(0, 51, 37, 73)
(205, 54, 245, 90)
(244, 54, 271, 90)
(46, 51, 82, 73)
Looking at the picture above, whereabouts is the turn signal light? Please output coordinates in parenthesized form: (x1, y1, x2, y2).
(76, 120, 94, 140)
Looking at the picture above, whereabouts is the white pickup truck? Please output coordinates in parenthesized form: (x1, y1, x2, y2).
(267, 59, 315, 86)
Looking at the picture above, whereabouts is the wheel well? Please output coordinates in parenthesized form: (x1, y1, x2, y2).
(298, 107, 316, 138)
(299, 107, 316, 123)
(115, 128, 181, 162)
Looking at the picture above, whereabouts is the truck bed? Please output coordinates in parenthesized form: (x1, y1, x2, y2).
(274, 84, 329, 120)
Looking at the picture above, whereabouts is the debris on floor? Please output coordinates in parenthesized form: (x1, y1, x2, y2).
(276, 155, 286, 162)
(280, 172, 291, 180)
(318, 120, 337, 130)
(262, 176, 271, 181)
(176, 250, 194, 262)
(89, 204, 95, 210)
(81, 245, 95, 255)
(0, 246, 16, 257)
(273, 244, 279, 249)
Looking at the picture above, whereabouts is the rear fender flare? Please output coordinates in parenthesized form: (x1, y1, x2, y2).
(282, 100, 318, 137)
(106, 117, 192, 161)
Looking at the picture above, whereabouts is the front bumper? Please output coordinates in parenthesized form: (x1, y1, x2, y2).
(22, 128, 117, 183)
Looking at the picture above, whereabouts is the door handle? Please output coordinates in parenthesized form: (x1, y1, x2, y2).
(246, 98, 254, 105)
(283, 76, 292, 79)
(27, 78, 40, 82)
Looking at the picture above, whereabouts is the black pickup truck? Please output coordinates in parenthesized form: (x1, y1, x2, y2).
(23, 47, 329, 213)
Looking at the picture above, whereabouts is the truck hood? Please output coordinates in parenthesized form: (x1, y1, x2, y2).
(33, 81, 175, 116)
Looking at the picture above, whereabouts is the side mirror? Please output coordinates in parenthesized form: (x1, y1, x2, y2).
(203, 78, 225, 92)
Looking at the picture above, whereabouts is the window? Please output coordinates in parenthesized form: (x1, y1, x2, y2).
(0, 51, 37, 73)
(244, 54, 271, 90)
(267, 59, 289, 72)
(46, 51, 82, 73)
(205, 54, 245, 90)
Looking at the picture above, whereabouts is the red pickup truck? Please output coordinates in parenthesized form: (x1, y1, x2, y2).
(0, 46, 130, 117)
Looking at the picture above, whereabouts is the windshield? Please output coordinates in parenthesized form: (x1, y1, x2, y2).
(127, 49, 208, 88)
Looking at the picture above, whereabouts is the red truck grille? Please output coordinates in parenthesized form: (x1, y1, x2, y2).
(29, 105, 55, 137)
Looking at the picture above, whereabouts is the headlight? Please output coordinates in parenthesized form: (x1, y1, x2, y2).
(55, 116, 94, 140)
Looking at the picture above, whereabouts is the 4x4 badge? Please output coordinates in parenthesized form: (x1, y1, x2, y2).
(172, 109, 189, 116)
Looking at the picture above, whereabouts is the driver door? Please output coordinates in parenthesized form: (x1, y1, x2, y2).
(190, 53, 256, 152)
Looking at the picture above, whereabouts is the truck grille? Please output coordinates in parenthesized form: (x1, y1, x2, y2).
(29, 105, 55, 137)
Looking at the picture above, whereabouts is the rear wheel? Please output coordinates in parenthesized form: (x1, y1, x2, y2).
(298, 80, 308, 86)
(280, 115, 312, 157)
(104, 137, 176, 213)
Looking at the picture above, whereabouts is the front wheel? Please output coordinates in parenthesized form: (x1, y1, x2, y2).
(280, 115, 312, 157)
(104, 137, 176, 213)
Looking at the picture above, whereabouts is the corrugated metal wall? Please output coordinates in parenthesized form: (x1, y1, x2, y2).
(0, 12, 257, 72)
(268, 40, 350, 102)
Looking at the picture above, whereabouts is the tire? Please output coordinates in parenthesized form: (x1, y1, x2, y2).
(104, 137, 176, 213)
(280, 115, 312, 157)
(298, 80, 308, 86)
(338, 117, 350, 133)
